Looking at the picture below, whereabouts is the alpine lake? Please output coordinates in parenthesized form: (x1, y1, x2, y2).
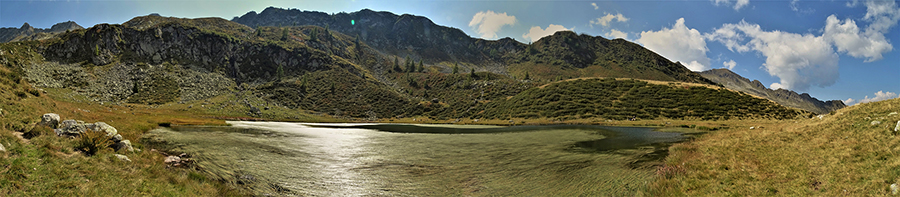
(141, 121, 698, 196)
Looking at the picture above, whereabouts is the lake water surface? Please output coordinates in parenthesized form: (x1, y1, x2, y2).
(142, 121, 688, 196)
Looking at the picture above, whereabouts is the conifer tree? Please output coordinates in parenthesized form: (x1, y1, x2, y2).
(392, 57, 401, 72)
(405, 56, 413, 73)
(417, 60, 424, 73)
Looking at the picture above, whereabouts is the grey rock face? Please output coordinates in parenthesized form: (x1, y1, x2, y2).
(39, 113, 61, 129)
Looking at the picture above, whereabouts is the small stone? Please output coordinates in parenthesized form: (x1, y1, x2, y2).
(114, 154, 131, 162)
(165, 156, 181, 164)
(0, 143, 5, 152)
(872, 120, 882, 126)
(889, 112, 898, 116)
(111, 134, 123, 142)
(895, 121, 900, 132)
(891, 183, 899, 195)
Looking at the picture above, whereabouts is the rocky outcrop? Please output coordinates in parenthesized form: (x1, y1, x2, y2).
(699, 68, 846, 114)
(0, 21, 84, 43)
(41, 19, 351, 83)
(45, 115, 138, 153)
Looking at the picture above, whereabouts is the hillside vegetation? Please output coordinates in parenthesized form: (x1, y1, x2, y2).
(479, 78, 804, 121)
(654, 98, 900, 195)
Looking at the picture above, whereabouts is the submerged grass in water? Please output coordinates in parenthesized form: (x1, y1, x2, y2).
(143, 122, 688, 196)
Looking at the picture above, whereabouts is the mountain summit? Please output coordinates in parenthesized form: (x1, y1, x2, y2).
(0, 21, 84, 43)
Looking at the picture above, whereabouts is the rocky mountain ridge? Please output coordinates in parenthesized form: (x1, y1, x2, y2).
(4, 10, 803, 120)
(232, 7, 715, 85)
(0, 21, 84, 43)
(699, 68, 845, 114)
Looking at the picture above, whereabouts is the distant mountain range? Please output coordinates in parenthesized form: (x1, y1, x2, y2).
(699, 69, 845, 114)
(0, 7, 819, 120)
(0, 21, 83, 43)
(232, 7, 715, 85)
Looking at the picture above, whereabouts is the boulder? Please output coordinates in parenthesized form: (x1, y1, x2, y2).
(114, 154, 132, 162)
(114, 140, 137, 152)
(85, 122, 118, 137)
(38, 113, 60, 129)
(55, 119, 86, 137)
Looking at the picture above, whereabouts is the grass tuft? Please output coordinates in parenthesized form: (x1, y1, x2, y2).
(74, 128, 113, 156)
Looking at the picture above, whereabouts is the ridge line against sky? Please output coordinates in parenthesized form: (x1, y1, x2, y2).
(1, 0, 898, 105)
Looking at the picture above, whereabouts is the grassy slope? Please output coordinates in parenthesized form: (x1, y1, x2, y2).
(478, 78, 805, 121)
(654, 98, 900, 195)
(0, 43, 250, 196)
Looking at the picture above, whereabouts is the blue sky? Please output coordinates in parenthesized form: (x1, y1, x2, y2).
(1, 0, 898, 104)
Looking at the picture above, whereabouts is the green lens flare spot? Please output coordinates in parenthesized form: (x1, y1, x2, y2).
(351, 20, 355, 25)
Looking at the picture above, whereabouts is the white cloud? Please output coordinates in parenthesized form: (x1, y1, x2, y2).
(605, 29, 628, 40)
(590, 13, 629, 27)
(712, 0, 750, 11)
(862, 0, 900, 37)
(591, 3, 599, 10)
(468, 10, 517, 39)
(845, 91, 899, 105)
(847, 0, 860, 7)
(707, 21, 838, 91)
(706, 0, 898, 91)
(843, 98, 856, 105)
(790, 0, 815, 14)
(824, 15, 892, 62)
(735, 0, 750, 10)
(637, 18, 711, 71)
(723, 60, 737, 70)
(522, 24, 572, 43)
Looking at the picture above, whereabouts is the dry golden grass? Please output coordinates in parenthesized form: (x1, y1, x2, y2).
(0, 86, 247, 196)
(653, 98, 900, 196)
